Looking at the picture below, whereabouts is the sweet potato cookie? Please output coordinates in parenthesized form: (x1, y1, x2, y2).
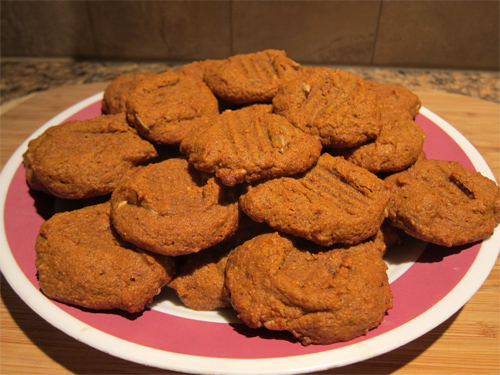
(334, 82, 425, 173)
(23, 113, 158, 199)
(224, 232, 392, 345)
(240, 153, 390, 246)
(204, 49, 301, 104)
(102, 72, 157, 115)
(35, 202, 175, 313)
(385, 159, 500, 246)
(272, 67, 382, 148)
(126, 70, 219, 145)
(180, 104, 322, 186)
(110, 158, 240, 256)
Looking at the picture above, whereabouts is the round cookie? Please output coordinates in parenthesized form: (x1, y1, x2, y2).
(110, 158, 240, 256)
(334, 106, 425, 173)
(204, 49, 301, 104)
(23, 113, 158, 199)
(239, 153, 391, 246)
(224, 232, 393, 346)
(385, 159, 500, 246)
(102, 72, 157, 115)
(126, 69, 219, 145)
(180, 104, 322, 186)
(272, 67, 382, 148)
(35, 202, 176, 313)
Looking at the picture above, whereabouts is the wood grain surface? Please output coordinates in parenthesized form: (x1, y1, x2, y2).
(1, 84, 499, 375)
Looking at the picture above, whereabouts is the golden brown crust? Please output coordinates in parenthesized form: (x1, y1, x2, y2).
(272, 67, 382, 148)
(110, 158, 240, 256)
(224, 232, 392, 345)
(126, 70, 219, 145)
(204, 50, 301, 104)
(23, 113, 158, 199)
(180, 104, 322, 186)
(240, 154, 390, 246)
(385, 159, 500, 246)
(102, 72, 157, 115)
(35, 202, 176, 313)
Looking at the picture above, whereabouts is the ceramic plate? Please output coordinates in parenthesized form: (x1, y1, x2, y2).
(1, 93, 499, 374)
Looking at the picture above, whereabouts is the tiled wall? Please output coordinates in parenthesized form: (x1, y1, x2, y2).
(1, 0, 498, 70)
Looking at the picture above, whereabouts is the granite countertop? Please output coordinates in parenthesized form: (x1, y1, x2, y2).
(1, 58, 499, 105)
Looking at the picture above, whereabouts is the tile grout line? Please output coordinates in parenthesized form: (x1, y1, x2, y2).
(370, 0, 384, 65)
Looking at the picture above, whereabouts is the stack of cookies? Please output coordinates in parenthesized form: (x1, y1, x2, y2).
(25, 50, 500, 346)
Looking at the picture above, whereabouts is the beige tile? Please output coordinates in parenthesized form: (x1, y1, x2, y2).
(1, 1, 95, 57)
(88, 1, 232, 61)
(231, 0, 381, 65)
(373, 1, 499, 70)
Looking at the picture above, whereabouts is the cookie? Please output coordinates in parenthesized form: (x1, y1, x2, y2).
(126, 69, 219, 145)
(180, 104, 322, 186)
(224, 232, 392, 345)
(204, 49, 301, 104)
(35, 202, 176, 313)
(102, 72, 157, 115)
(385, 159, 500, 246)
(110, 158, 240, 256)
(168, 214, 271, 310)
(368, 81, 421, 118)
(272, 67, 382, 148)
(23, 113, 158, 199)
(240, 153, 390, 246)
(334, 106, 425, 173)
(177, 59, 223, 82)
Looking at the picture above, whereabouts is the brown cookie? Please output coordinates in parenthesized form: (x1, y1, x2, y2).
(272, 67, 382, 148)
(23, 113, 158, 199)
(177, 59, 223, 82)
(35, 202, 176, 313)
(240, 153, 390, 246)
(367, 81, 422, 118)
(180, 104, 322, 186)
(224, 232, 392, 346)
(168, 215, 271, 311)
(102, 72, 157, 115)
(110, 158, 240, 256)
(371, 220, 408, 256)
(126, 70, 219, 145)
(334, 107, 426, 173)
(204, 49, 301, 104)
(385, 159, 500, 246)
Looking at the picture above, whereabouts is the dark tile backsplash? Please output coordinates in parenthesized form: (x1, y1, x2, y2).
(1, 0, 498, 70)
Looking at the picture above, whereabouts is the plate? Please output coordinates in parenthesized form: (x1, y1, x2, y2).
(1, 93, 499, 374)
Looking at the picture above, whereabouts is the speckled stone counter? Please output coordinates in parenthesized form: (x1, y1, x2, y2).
(1, 58, 499, 105)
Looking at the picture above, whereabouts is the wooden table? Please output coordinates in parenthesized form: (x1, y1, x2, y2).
(1, 84, 499, 375)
